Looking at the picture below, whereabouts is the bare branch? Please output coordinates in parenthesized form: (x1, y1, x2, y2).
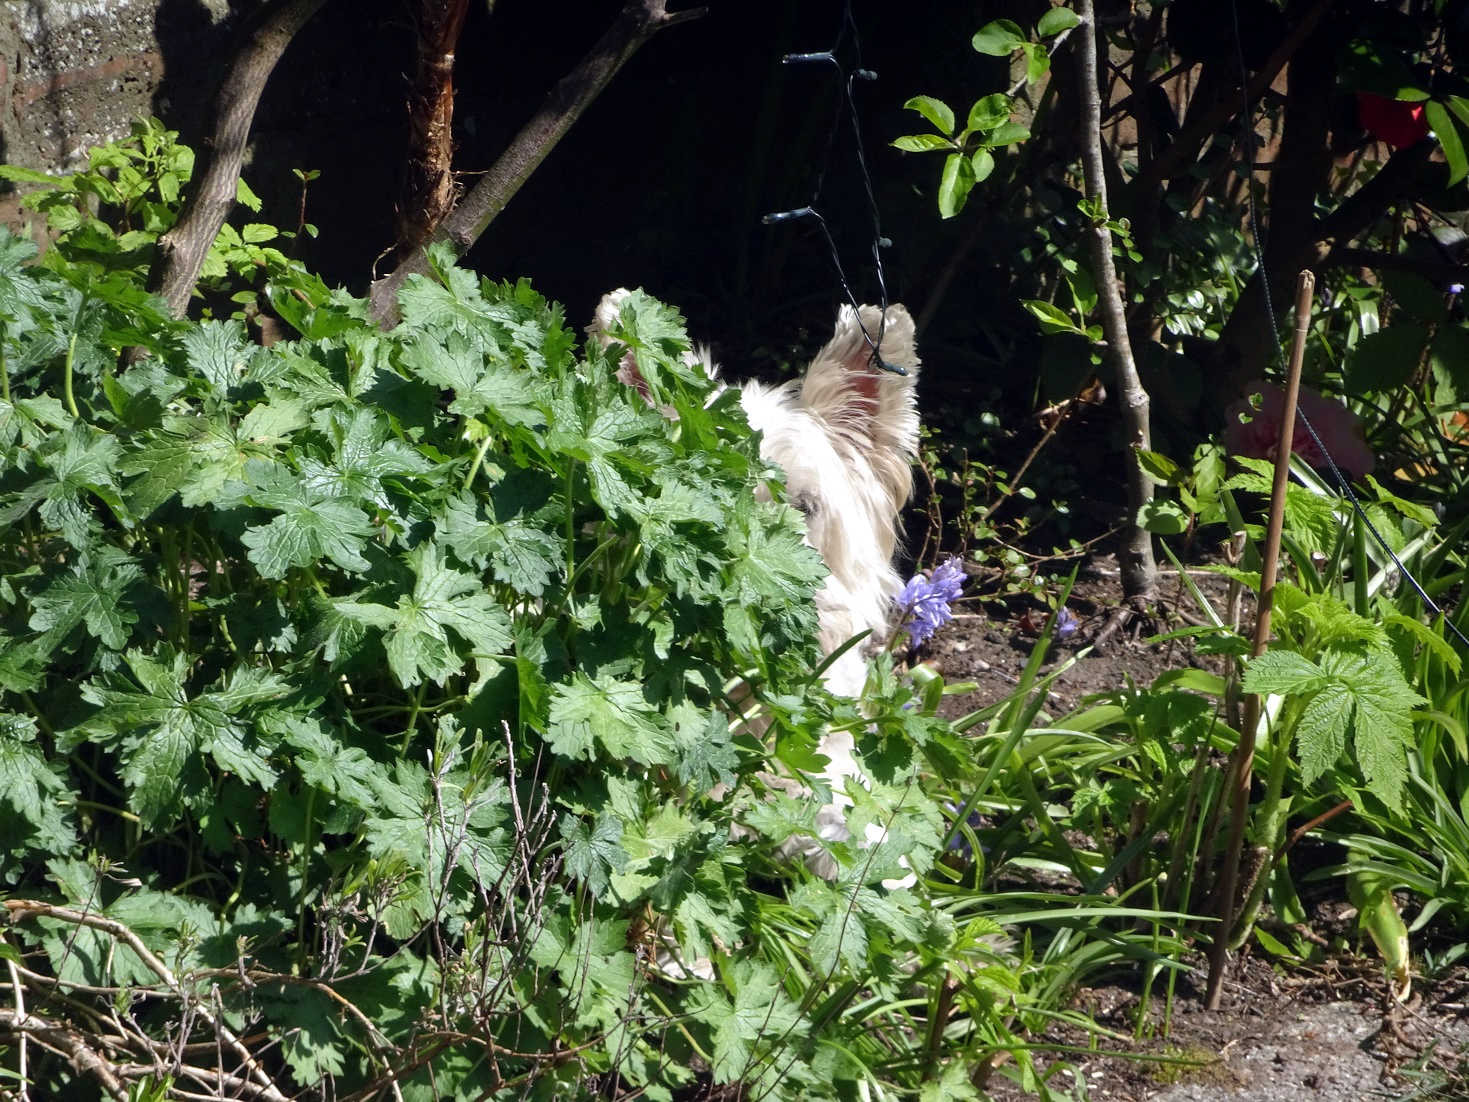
(148, 0, 332, 317)
(4, 900, 290, 1102)
(0, 1009, 128, 1101)
(368, 0, 706, 326)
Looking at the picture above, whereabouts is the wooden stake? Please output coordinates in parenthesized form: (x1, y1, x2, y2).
(1204, 269, 1315, 1009)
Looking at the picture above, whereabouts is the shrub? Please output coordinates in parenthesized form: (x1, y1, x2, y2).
(0, 208, 978, 1097)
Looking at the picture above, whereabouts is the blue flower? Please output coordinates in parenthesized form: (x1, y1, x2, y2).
(1055, 606, 1078, 638)
(896, 557, 964, 647)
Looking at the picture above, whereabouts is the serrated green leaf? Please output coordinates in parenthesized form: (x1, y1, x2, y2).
(181, 319, 250, 396)
(548, 673, 676, 764)
(687, 960, 803, 1083)
(1294, 680, 1353, 786)
(1241, 649, 1327, 696)
(27, 548, 143, 649)
(560, 811, 625, 897)
(1136, 448, 1181, 485)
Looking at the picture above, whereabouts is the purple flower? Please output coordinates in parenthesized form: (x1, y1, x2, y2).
(1055, 606, 1078, 638)
(896, 557, 964, 647)
(1450, 283, 1465, 295)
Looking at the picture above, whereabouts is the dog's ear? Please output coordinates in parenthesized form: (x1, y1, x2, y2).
(801, 303, 920, 456)
(587, 288, 653, 401)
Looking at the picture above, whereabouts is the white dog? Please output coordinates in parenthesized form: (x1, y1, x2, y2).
(589, 290, 921, 876)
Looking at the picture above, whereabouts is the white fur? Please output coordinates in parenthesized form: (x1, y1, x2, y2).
(588, 290, 921, 879)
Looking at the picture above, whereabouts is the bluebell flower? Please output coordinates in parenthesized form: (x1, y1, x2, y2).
(896, 557, 964, 647)
(1055, 606, 1078, 638)
(1450, 283, 1465, 295)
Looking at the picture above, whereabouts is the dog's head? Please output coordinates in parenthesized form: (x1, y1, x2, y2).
(739, 305, 919, 690)
(590, 292, 921, 695)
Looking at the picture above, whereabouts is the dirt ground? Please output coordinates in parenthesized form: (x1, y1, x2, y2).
(922, 553, 1469, 1101)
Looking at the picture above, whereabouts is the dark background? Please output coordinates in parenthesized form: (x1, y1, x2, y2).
(155, 0, 1041, 385)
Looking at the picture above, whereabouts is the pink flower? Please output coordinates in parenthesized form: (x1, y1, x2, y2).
(1223, 381, 1375, 479)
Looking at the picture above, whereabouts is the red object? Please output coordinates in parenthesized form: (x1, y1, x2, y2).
(1356, 93, 1430, 150)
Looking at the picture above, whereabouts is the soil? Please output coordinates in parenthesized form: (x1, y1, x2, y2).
(921, 553, 1469, 1101)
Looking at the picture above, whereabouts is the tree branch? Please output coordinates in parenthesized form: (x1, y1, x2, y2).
(1075, 0, 1157, 601)
(368, 0, 706, 327)
(4, 900, 290, 1102)
(148, 0, 331, 317)
(1129, 0, 1334, 198)
(1327, 246, 1469, 285)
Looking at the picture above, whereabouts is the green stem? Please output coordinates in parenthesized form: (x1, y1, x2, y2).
(62, 329, 80, 419)
(296, 786, 318, 964)
(564, 460, 576, 593)
(463, 430, 495, 490)
(1352, 510, 1369, 614)
(1228, 697, 1302, 949)
(400, 683, 428, 755)
(1, 327, 10, 404)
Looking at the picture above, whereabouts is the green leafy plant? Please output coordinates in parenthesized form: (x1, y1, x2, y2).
(0, 116, 293, 309)
(891, 10, 1076, 218)
(1, 177, 1131, 1095)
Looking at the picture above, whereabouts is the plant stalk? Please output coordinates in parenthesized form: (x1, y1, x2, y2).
(1205, 269, 1314, 1008)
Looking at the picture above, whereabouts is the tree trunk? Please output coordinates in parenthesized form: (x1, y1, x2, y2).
(148, 0, 331, 318)
(1075, 0, 1157, 601)
(368, 0, 705, 327)
(395, 0, 472, 257)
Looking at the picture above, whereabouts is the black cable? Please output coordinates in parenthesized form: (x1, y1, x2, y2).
(762, 1, 903, 375)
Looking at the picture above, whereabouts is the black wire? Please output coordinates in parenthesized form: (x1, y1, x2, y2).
(1229, 0, 1469, 648)
(762, 0, 902, 375)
